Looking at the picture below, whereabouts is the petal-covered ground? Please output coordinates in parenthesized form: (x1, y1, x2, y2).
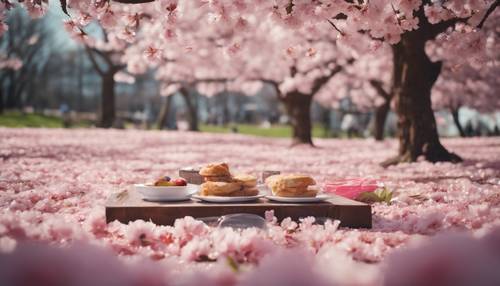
(1, 128, 499, 285)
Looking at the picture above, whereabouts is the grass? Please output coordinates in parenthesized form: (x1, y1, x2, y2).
(0, 112, 334, 139)
(0, 112, 92, 128)
(0, 112, 64, 128)
(200, 123, 330, 138)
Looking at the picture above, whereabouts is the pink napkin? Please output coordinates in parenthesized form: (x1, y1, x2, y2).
(324, 178, 382, 200)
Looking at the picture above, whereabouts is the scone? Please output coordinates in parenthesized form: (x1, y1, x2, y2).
(266, 174, 317, 197)
(199, 163, 230, 176)
(271, 186, 317, 197)
(200, 181, 242, 196)
(228, 187, 259, 197)
(275, 174, 316, 189)
(233, 174, 257, 188)
(242, 187, 259, 196)
(265, 174, 283, 189)
(203, 176, 233, 182)
(199, 163, 232, 182)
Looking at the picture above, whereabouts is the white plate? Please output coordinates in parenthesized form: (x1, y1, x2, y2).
(192, 194, 265, 203)
(135, 184, 198, 202)
(266, 194, 331, 203)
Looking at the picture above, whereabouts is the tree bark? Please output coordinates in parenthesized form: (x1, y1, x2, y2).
(180, 88, 199, 131)
(321, 107, 331, 138)
(5, 71, 20, 109)
(98, 71, 116, 128)
(451, 107, 466, 137)
(0, 86, 4, 114)
(369, 80, 393, 141)
(282, 92, 313, 146)
(383, 32, 461, 166)
(373, 99, 391, 141)
(157, 95, 173, 129)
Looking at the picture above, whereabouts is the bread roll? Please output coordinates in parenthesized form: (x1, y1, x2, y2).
(271, 186, 317, 197)
(266, 174, 317, 197)
(275, 174, 316, 189)
(204, 175, 233, 182)
(200, 181, 242, 196)
(199, 163, 231, 177)
(233, 174, 257, 188)
(265, 174, 283, 189)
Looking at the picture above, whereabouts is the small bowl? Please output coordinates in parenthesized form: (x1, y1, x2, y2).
(134, 184, 198, 201)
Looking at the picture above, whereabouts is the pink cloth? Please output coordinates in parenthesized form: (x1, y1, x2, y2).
(324, 178, 382, 199)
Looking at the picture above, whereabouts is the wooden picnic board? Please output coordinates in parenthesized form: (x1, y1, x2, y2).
(105, 189, 372, 228)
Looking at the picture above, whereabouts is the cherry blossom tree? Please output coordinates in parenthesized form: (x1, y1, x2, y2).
(83, 27, 127, 128)
(268, 0, 498, 162)
(232, 22, 354, 145)
(104, 0, 499, 157)
(0, 7, 48, 113)
(316, 44, 393, 141)
(433, 61, 499, 137)
(431, 12, 499, 137)
(114, 1, 356, 144)
(3, 0, 499, 161)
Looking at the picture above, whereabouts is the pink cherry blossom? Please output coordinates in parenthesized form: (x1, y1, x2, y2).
(0, 129, 500, 285)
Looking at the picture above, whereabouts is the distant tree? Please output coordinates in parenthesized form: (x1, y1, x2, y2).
(78, 24, 127, 128)
(0, 8, 49, 113)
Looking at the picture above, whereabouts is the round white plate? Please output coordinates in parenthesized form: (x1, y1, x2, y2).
(135, 184, 198, 202)
(192, 194, 265, 203)
(266, 194, 331, 203)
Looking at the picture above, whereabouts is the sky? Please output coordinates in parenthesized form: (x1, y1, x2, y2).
(45, 2, 78, 51)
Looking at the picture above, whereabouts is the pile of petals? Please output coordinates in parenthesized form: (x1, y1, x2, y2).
(1, 128, 499, 285)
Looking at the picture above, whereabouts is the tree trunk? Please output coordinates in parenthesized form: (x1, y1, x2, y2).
(222, 92, 230, 126)
(282, 92, 313, 146)
(0, 86, 4, 114)
(383, 33, 461, 166)
(373, 98, 391, 141)
(180, 88, 199, 131)
(321, 107, 331, 138)
(98, 71, 116, 128)
(451, 107, 466, 137)
(157, 95, 173, 129)
(5, 71, 20, 110)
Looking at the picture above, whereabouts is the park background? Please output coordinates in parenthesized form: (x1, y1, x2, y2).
(1, 4, 498, 139)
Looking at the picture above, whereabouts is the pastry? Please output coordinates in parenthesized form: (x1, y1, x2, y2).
(233, 174, 257, 188)
(265, 174, 283, 189)
(271, 186, 317, 197)
(203, 175, 233, 182)
(199, 163, 231, 177)
(200, 181, 242, 196)
(242, 187, 259, 196)
(265, 174, 317, 197)
(275, 174, 316, 189)
(198, 163, 259, 197)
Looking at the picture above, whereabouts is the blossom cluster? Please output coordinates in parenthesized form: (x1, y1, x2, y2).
(1, 0, 497, 110)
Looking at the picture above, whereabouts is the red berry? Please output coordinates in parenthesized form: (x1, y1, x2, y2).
(173, 178, 187, 186)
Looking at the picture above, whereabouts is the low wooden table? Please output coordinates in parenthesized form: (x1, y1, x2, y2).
(106, 189, 372, 228)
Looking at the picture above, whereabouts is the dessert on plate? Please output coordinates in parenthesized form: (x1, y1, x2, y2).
(265, 174, 317, 197)
(198, 163, 258, 196)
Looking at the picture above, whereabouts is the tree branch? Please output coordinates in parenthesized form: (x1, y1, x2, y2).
(310, 58, 354, 96)
(84, 46, 105, 76)
(112, 0, 155, 3)
(327, 19, 345, 36)
(477, 0, 499, 29)
(369, 79, 392, 100)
